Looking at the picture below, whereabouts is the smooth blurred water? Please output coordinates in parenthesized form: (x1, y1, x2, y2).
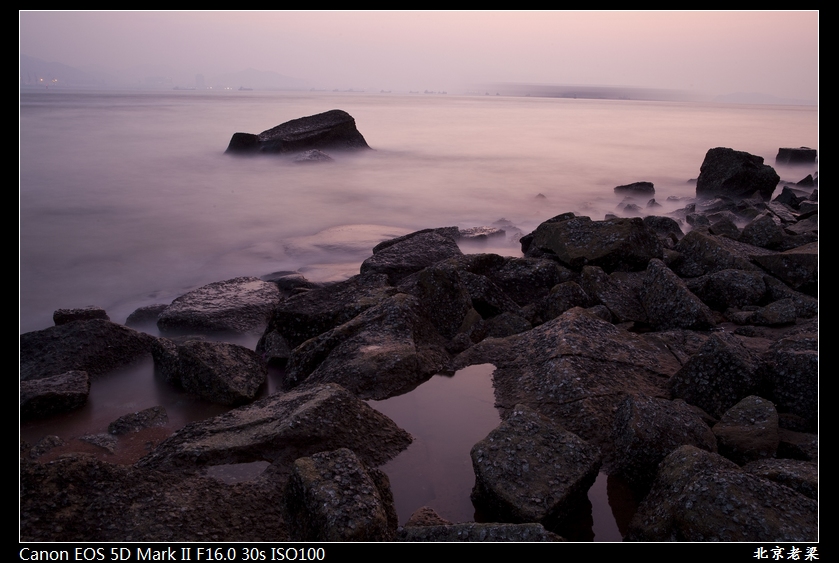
(19, 89, 817, 334)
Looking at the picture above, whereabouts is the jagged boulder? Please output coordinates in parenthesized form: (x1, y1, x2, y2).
(360, 229, 463, 284)
(157, 277, 280, 336)
(284, 448, 397, 541)
(225, 109, 370, 154)
(696, 147, 780, 200)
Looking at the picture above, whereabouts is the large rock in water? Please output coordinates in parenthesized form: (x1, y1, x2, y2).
(226, 109, 370, 154)
(695, 147, 780, 200)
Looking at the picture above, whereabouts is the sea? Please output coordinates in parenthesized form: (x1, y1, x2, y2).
(19, 89, 818, 540)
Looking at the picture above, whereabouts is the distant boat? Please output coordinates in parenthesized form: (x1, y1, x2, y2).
(239, 86, 253, 91)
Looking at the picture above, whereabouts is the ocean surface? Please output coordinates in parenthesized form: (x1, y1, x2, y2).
(19, 89, 817, 539)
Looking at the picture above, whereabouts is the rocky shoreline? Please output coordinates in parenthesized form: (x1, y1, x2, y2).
(21, 143, 817, 542)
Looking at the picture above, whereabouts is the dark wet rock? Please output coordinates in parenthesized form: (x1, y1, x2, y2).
(284, 294, 449, 400)
(471, 311, 532, 341)
(579, 266, 646, 325)
(226, 109, 370, 155)
(761, 327, 818, 426)
(640, 259, 715, 330)
(20, 370, 90, 420)
(610, 394, 717, 493)
(155, 340, 267, 406)
(763, 275, 818, 318)
(614, 181, 654, 196)
(396, 266, 475, 339)
(292, 149, 333, 163)
(470, 404, 601, 527)
(255, 330, 292, 366)
(125, 304, 168, 328)
(21, 455, 290, 542)
(695, 147, 780, 201)
(707, 214, 742, 239)
(750, 242, 817, 296)
(53, 306, 109, 325)
(773, 185, 809, 209)
(284, 448, 397, 541)
(21, 319, 156, 381)
(739, 213, 785, 249)
(108, 406, 169, 436)
(533, 281, 594, 324)
(775, 147, 817, 166)
(777, 429, 818, 462)
(405, 506, 452, 527)
(80, 433, 118, 453)
(743, 459, 818, 500)
(712, 395, 779, 465)
(261, 271, 395, 350)
(29, 435, 64, 459)
(642, 215, 683, 239)
(361, 230, 463, 284)
(484, 257, 575, 306)
(397, 522, 562, 542)
(685, 213, 710, 229)
(749, 298, 797, 326)
(260, 271, 322, 295)
(625, 445, 817, 541)
(524, 216, 662, 272)
(456, 270, 523, 320)
(157, 277, 280, 336)
(137, 383, 411, 475)
(454, 308, 681, 454)
(671, 230, 766, 278)
(668, 332, 762, 419)
(685, 269, 767, 311)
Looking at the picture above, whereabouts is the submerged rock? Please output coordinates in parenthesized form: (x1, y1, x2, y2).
(20, 370, 90, 420)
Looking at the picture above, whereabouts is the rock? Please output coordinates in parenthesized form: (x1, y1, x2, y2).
(671, 230, 766, 278)
(157, 277, 280, 336)
(739, 213, 785, 249)
(743, 459, 818, 499)
(579, 266, 647, 325)
(483, 257, 575, 306)
(397, 522, 562, 542)
(136, 383, 411, 475)
(21, 455, 290, 542)
(696, 147, 780, 200)
(260, 272, 395, 350)
(283, 448, 397, 541)
(154, 339, 267, 406)
(284, 294, 449, 400)
(360, 230, 463, 284)
(610, 394, 717, 493)
(470, 404, 602, 527)
(454, 308, 681, 454)
(775, 147, 817, 166)
(685, 269, 767, 311)
(762, 327, 818, 426)
(225, 109, 370, 155)
(125, 304, 168, 328)
(712, 395, 779, 465)
(668, 332, 762, 419)
(750, 242, 817, 297)
(20, 319, 156, 381)
(625, 446, 817, 541)
(108, 406, 169, 435)
(614, 181, 655, 196)
(20, 370, 90, 420)
(53, 306, 109, 325)
(642, 215, 684, 239)
(524, 216, 662, 272)
(640, 259, 716, 330)
(405, 506, 452, 527)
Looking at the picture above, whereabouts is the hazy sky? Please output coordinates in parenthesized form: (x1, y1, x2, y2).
(20, 11, 818, 101)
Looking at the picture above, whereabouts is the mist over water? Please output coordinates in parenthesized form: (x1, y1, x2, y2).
(20, 90, 817, 335)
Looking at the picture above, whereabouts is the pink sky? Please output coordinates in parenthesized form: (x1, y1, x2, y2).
(20, 11, 818, 101)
